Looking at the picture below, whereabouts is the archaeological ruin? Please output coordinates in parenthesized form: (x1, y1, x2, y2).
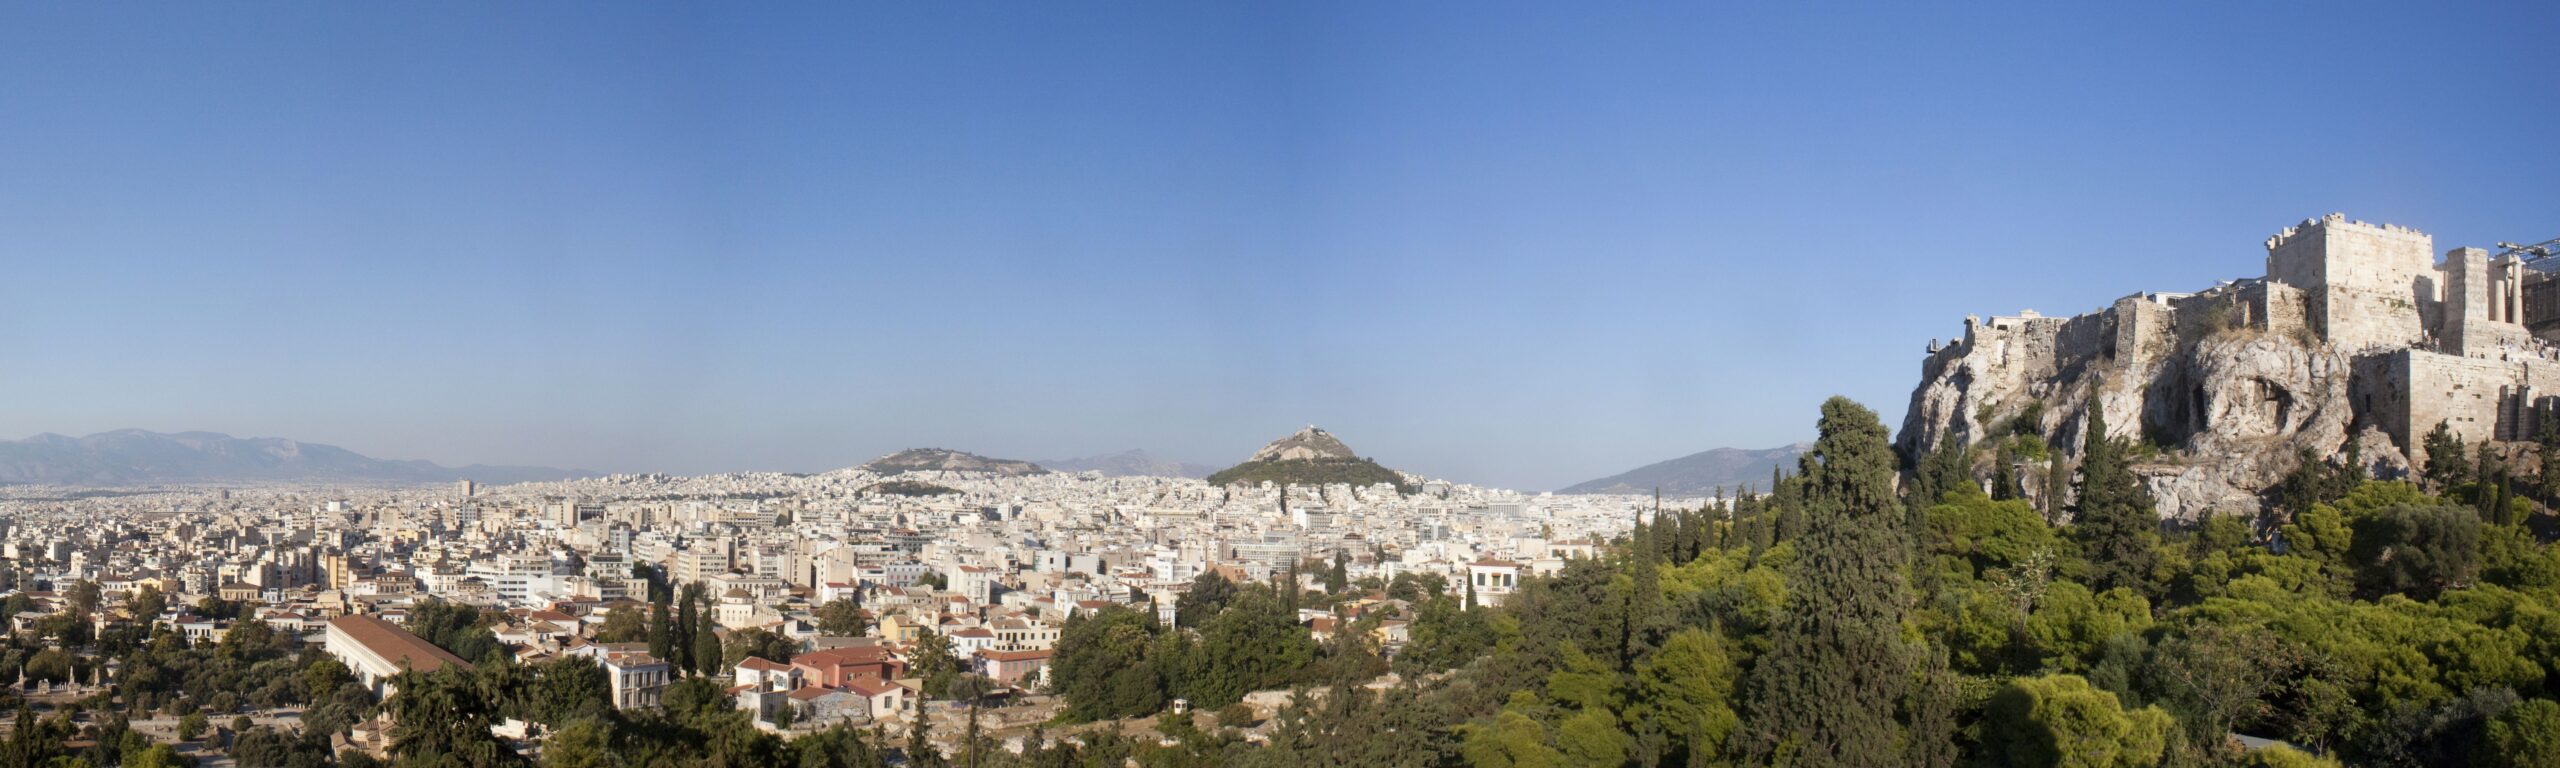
(1901, 213, 2560, 519)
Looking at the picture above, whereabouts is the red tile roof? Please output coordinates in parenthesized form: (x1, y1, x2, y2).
(737, 657, 792, 672)
(846, 677, 903, 696)
(328, 615, 469, 675)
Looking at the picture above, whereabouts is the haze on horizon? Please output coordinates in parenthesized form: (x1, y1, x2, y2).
(3, 3, 2553, 491)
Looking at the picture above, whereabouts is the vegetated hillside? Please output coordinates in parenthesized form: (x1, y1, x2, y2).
(1205, 457, 1408, 490)
(1041, 449, 1217, 479)
(1208, 426, 1412, 491)
(1559, 443, 1810, 495)
(857, 448, 1047, 477)
(1042, 395, 2560, 767)
(859, 479, 961, 497)
(0, 429, 590, 486)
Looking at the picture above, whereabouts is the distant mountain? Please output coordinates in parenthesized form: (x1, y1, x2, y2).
(1559, 443, 1811, 495)
(1041, 450, 1216, 479)
(1208, 426, 1410, 491)
(858, 448, 1047, 477)
(0, 430, 593, 486)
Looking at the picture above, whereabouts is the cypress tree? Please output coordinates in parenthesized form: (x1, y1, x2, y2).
(647, 597, 672, 665)
(673, 587, 698, 674)
(1742, 397, 1912, 767)
(1991, 442, 2021, 501)
(2042, 446, 2065, 523)
(2070, 404, 2158, 596)
(693, 592, 723, 676)
(1627, 508, 1663, 668)
(1708, 487, 1728, 553)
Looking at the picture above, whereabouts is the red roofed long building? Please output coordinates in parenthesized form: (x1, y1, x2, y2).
(325, 614, 470, 695)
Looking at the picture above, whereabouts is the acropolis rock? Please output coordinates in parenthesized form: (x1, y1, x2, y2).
(1901, 213, 2560, 520)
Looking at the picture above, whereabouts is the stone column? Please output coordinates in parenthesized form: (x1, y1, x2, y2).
(2508, 257, 2526, 325)
(2447, 247, 2490, 355)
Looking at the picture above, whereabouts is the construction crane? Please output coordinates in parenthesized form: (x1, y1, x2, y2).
(2499, 237, 2560, 266)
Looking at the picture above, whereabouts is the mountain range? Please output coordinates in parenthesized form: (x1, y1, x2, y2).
(0, 430, 593, 486)
(1040, 450, 1217, 479)
(1558, 443, 1811, 495)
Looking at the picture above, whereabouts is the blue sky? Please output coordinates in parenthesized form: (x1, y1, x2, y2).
(2, 3, 2553, 490)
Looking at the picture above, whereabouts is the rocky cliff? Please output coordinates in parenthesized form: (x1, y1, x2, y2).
(1899, 284, 2412, 521)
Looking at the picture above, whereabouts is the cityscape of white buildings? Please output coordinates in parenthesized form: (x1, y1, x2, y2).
(0, 463, 1675, 734)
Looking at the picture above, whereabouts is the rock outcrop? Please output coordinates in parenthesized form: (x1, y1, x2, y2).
(1901, 214, 2555, 521)
(1901, 304, 2363, 519)
(1209, 426, 1409, 491)
(1248, 426, 1360, 463)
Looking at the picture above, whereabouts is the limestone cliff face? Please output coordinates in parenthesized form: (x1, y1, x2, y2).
(1898, 287, 2388, 521)
(1248, 426, 1359, 463)
(1903, 214, 2559, 520)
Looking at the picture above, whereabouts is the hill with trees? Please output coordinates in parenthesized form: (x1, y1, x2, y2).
(855, 448, 1047, 477)
(1035, 396, 2560, 767)
(1207, 426, 1413, 491)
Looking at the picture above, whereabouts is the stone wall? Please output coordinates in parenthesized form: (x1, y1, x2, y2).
(2389, 350, 2560, 465)
(2265, 213, 2436, 352)
(1902, 213, 2559, 520)
(2441, 246, 2539, 357)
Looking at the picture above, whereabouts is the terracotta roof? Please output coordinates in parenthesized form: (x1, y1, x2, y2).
(975, 648, 1052, 662)
(602, 651, 664, 667)
(846, 677, 903, 695)
(737, 657, 792, 672)
(327, 614, 470, 675)
(795, 646, 894, 667)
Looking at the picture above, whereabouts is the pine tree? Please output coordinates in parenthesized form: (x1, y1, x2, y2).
(1911, 437, 1973, 565)
(2422, 420, 2472, 492)
(2535, 419, 2560, 509)
(1742, 397, 1913, 767)
(906, 701, 947, 768)
(2070, 404, 2159, 597)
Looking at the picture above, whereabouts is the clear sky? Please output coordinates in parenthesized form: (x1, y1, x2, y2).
(2, 3, 2554, 490)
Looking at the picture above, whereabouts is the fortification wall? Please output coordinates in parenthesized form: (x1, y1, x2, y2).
(1899, 213, 2544, 519)
(2052, 310, 2114, 367)
(2264, 214, 2436, 352)
(2114, 295, 2175, 370)
(2382, 350, 2560, 465)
